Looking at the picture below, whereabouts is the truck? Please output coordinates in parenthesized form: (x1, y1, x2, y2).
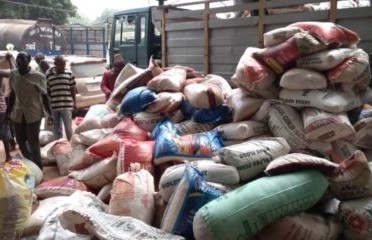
(109, 0, 372, 80)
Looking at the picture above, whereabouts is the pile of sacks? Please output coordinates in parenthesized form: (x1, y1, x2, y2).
(2, 21, 372, 240)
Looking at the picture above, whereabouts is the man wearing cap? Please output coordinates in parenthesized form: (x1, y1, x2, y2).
(46, 55, 76, 141)
(100, 53, 125, 101)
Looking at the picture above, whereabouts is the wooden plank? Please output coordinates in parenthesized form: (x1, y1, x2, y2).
(203, 2, 210, 74)
(161, 9, 167, 67)
(328, 0, 338, 22)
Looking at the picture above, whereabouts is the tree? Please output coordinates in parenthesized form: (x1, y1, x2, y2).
(0, 0, 77, 25)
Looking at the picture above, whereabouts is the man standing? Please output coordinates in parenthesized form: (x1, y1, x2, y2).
(46, 55, 76, 141)
(100, 53, 125, 101)
(5, 51, 53, 169)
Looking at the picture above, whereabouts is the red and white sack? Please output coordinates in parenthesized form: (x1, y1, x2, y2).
(116, 139, 155, 175)
(296, 48, 355, 71)
(183, 74, 232, 109)
(231, 47, 276, 92)
(329, 150, 372, 200)
(339, 197, 372, 240)
(228, 88, 265, 122)
(41, 139, 63, 164)
(87, 135, 121, 159)
(254, 32, 325, 74)
(175, 120, 216, 135)
(216, 120, 269, 140)
(146, 92, 184, 113)
(113, 117, 149, 141)
(114, 63, 144, 90)
(328, 49, 371, 89)
(35, 176, 88, 199)
(74, 113, 120, 134)
(109, 165, 155, 225)
(253, 212, 342, 240)
(353, 117, 372, 150)
(330, 140, 359, 163)
(68, 154, 117, 190)
(263, 26, 302, 47)
(147, 66, 187, 92)
(68, 144, 100, 171)
(279, 89, 362, 113)
(268, 103, 332, 151)
(97, 183, 112, 204)
(158, 160, 240, 201)
(288, 21, 360, 48)
(100, 113, 122, 128)
(133, 111, 164, 132)
(279, 68, 327, 90)
(216, 137, 291, 182)
(302, 108, 355, 142)
(53, 140, 73, 176)
(78, 128, 114, 146)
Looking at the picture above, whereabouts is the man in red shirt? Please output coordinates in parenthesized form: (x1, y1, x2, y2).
(101, 54, 125, 101)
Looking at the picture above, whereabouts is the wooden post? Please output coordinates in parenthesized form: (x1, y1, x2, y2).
(258, 0, 266, 48)
(161, 8, 167, 67)
(329, 0, 337, 23)
(203, 2, 210, 75)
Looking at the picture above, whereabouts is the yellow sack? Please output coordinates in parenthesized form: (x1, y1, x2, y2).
(0, 160, 34, 239)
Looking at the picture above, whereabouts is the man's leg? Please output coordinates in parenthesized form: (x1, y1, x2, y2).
(25, 119, 42, 169)
(61, 109, 73, 140)
(12, 117, 32, 160)
(52, 111, 63, 139)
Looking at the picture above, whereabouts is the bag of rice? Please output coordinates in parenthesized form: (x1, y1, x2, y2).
(175, 120, 216, 135)
(231, 47, 276, 93)
(279, 89, 362, 113)
(114, 63, 144, 90)
(146, 92, 184, 113)
(254, 32, 325, 74)
(39, 130, 55, 146)
(279, 68, 327, 90)
(328, 150, 372, 200)
(147, 66, 187, 92)
(193, 170, 329, 240)
(296, 48, 355, 71)
(68, 144, 100, 171)
(329, 140, 359, 163)
(339, 197, 372, 240)
(119, 86, 158, 115)
(97, 183, 112, 204)
(263, 26, 302, 47)
(69, 154, 117, 190)
(35, 176, 88, 199)
(217, 137, 290, 182)
(109, 164, 155, 225)
(216, 120, 269, 140)
(161, 164, 223, 239)
(78, 128, 114, 146)
(228, 88, 265, 123)
(133, 111, 164, 132)
(159, 160, 240, 201)
(302, 108, 355, 142)
(113, 117, 149, 141)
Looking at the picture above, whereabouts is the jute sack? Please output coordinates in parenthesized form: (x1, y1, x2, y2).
(158, 160, 240, 201)
(339, 197, 372, 240)
(193, 170, 329, 240)
(217, 137, 290, 182)
(279, 68, 327, 90)
(216, 120, 269, 140)
(302, 108, 355, 142)
(263, 26, 302, 47)
(279, 88, 362, 113)
(253, 212, 342, 240)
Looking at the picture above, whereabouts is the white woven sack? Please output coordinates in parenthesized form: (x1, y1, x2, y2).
(69, 154, 117, 190)
(296, 48, 355, 71)
(158, 160, 240, 201)
(228, 88, 265, 122)
(302, 108, 355, 142)
(330, 140, 359, 163)
(146, 92, 184, 113)
(175, 120, 216, 135)
(353, 117, 372, 149)
(109, 167, 155, 225)
(263, 26, 302, 47)
(147, 67, 187, 92)
(78, 128, 114, 146)
(216, 120, 269, 140)
(217, 137, 290, 182)
(280, 68, 327, 90)
(133, 111, 163, 132)
(279, 89, 362, 113)
(22, 158, 43, 186)
(114, 63, 144, 90)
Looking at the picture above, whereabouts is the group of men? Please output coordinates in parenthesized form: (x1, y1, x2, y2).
(1, 51, 125, 169)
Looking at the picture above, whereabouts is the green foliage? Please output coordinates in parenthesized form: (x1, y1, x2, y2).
(0, 0, 77, 25)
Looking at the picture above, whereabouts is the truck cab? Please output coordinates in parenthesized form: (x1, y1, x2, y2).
(109, 7, 161, 69)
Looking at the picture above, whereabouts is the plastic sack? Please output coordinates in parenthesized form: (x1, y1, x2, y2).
(119, 86, 157, 115)
(0, 160, 34, 239)
(147, 66, 187, 92)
